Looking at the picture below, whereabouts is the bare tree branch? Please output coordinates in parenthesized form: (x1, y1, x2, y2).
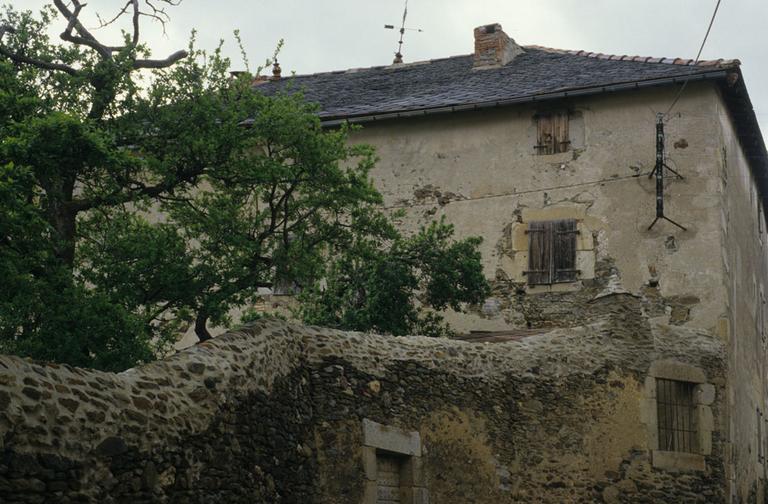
(53, 0, 112, 59)
(51, 0, 187, 65)
(94, 1, 133, 31)
(0, 24, 80, 75)
(132, 0, 140, 45)
(94, 0, 179, 37)
(133, 49, 188, 69)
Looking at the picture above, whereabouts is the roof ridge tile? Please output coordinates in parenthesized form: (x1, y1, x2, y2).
(277, 45, 739, 81)
(521, 44, 738, 68)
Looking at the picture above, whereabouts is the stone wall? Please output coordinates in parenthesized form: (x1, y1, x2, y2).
(0, 296, 727, 503)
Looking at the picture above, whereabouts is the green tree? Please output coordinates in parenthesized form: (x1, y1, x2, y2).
(299, 219, 489, 336)
(0, 3, 488, 371)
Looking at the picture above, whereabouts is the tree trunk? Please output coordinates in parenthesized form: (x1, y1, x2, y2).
(195, 312, 212, 342)
(48, 203, 78, 268)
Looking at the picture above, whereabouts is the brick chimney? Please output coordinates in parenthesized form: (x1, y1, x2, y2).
(473, 23, 524, 70)
(271, 60, 282, 81)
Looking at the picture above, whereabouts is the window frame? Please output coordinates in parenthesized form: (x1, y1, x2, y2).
(645, 361, 714, 472)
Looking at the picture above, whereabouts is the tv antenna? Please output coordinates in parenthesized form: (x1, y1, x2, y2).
(384, 0, 423, 64)
(648, 113, 686, 231)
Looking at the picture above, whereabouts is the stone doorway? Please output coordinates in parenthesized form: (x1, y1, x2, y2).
(376, 453, 405, 503)
(362, 419, 428, 504)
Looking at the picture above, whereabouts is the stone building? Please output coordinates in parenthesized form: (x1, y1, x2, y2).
(256, 23, 768, 502)
(0, 24, 766, 504)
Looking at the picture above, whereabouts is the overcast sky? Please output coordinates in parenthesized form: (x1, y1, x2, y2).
(19, 0, 768, 133)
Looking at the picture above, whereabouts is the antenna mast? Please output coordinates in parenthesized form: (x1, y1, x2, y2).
(647, 113, 686, 231)
(384, 0, 423, 64)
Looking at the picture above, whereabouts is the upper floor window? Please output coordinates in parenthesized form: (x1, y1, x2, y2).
(535, 110, 570, 155)
(526, 219, 578, 285)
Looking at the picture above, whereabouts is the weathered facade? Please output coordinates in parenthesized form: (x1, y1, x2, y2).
(2, 23, 767, 503)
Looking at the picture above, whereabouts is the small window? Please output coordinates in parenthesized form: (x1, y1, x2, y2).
(657, 378, 697, 453)
(526, 219, 578, 285)
(535, 111, 570, 154)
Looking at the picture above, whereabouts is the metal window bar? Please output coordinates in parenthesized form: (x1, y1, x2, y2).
(759, 409, 764, 463)
(656, 378, 697, 453)
(764, 417, 768, 473)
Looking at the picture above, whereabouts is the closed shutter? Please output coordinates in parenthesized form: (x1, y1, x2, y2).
(536, 114, 555, 155)
(527, 219, 578, 285)
(527, 221, 552, 285)
(535, 111, 570, 154)
(553, 219, 578, 282)
(554, 111, 569, 153)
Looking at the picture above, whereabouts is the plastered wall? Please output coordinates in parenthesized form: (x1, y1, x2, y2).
(717, 87, 768, 503)
(352, 83, 728, 335)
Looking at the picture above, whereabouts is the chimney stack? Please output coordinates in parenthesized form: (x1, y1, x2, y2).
(271, 60, 282, 81)
(473, 23, 524, 70)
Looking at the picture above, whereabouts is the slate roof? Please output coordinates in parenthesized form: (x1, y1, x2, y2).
(254, 43, 766, 211)
(255, 46, 740, 123)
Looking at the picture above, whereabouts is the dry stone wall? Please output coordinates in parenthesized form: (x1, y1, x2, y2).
(0, 295, 726, 503)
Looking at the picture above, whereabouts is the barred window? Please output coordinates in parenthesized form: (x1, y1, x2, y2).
(526, 219, 579, 285)
(535, 111, 570, 155)
(657, 378, 697, 453)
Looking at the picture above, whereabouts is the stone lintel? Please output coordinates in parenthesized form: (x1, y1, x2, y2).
(362, 418, 421, 456)
(649, 360, 707, 384)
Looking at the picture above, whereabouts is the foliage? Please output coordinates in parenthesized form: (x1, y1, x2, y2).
(240, 308, 287, 325)
(299, 219, 489, 337)
(0, 5, 488, 371)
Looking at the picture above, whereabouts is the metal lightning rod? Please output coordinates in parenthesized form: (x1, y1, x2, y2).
(384, 0, 423, 64)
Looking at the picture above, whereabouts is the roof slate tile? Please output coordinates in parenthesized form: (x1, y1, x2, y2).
(256, 47, 739, 121)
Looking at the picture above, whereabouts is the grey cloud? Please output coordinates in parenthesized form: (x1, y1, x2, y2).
(17, 0, 768, 132)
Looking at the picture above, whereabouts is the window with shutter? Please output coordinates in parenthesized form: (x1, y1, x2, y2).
(526, 218, 578, 285)
(535, 111, 570, 155)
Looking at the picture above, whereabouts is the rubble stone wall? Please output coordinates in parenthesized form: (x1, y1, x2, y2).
(0, 299, 726, 503)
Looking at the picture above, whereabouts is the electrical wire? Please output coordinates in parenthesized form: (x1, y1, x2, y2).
(663, 0, 723, 119)
(383, 171, 653, 210)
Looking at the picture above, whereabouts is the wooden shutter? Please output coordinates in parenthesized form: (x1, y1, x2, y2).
(553, 219, 578, 282)
(536, 111, 570, 154)
(527, 221, 552, 285)
(536, 114, 554, 155)
(527, 219, 578, 285)
(554, 111, 569, 153)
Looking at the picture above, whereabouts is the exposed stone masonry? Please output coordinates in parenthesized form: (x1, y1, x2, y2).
(0, 296, 725, 503)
